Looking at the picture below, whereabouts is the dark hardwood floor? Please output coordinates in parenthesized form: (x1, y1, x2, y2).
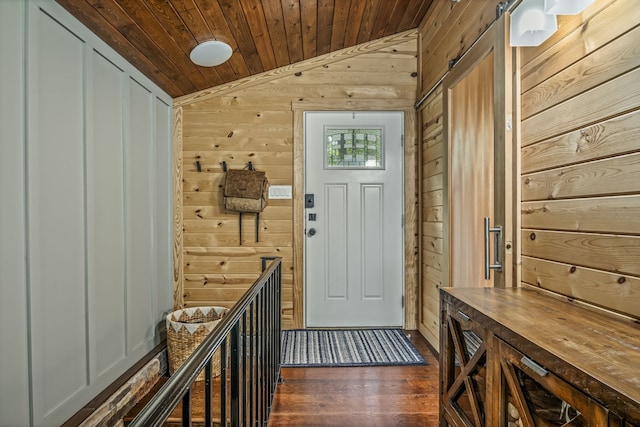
(268, 331, 440, 426)
(124, 331, 440, 426)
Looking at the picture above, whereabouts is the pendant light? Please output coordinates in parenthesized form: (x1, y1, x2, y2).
(510, 0, 557, 46)
(544, 0, 594, 15)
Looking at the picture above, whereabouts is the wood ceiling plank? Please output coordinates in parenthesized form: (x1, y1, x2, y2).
(178, 0, 249, 83)
(57, 0, 183, 97)
(383, 0, 411, 36)
(169, 0, 213, 42)
(343, 0, 366, 47)
(262, 0, 291, 67)
(85, 0, 194, 94)
(78, 0, 197, 92)
(58, 0, 434, 98)
(114, 0, 217, 90)
(356, 0, 382, 45)
(170, 0, 249, 82)
(239, 0, 278, 71)
(410, 0, 434, 28)
(280, 0, 304, 63)
(218, 0, 264, 75)
(329, 0, 350, 51)
(370, 0, 397, 39)
(300, 0, 318, 59)
(398, 0, 428, 31)
(55, 0, 183, 96)
(316, 0, 335, 56)
(143, 0, 225, 89)
(86, 0, 198, 93)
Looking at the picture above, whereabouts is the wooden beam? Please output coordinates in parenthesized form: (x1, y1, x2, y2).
(173, 106, 184, 310)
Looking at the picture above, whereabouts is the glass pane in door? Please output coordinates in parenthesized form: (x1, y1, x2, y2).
(324, 127, 383, 169)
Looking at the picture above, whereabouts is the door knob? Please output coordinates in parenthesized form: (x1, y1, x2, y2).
(308, 228, 316, 237)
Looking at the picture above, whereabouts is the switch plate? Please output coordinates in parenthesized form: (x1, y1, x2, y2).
(268, 185, 292, 199)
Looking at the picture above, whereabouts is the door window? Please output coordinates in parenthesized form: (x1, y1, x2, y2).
(324, 126, 384, 169)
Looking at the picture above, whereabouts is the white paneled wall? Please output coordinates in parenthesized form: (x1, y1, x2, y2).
(0, 2, 173, 426)
(0, 1, 31, 426)
(87, 51, 127, 380)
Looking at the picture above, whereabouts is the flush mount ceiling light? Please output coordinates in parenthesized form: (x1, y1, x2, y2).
(544, 0, 594, 14)
(510, 0, 557, 46)
(190, 40, 232, 67)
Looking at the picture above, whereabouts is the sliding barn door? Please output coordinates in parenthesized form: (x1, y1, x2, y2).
(444, 16, 515, 289)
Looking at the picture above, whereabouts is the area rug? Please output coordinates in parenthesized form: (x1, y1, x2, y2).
(281, 329, 427, 367)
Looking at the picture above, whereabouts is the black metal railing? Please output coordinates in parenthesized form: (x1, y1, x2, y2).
(129, 257, 282, 427)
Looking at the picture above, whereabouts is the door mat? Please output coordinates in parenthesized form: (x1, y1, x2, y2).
(281, 329, 427, 367)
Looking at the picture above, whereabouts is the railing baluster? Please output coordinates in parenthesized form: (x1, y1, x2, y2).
(221, 341, 227, 427)
(249, 301, 255, 426)
(129, 258, 281, 427)
(242, 311, 247, 427)
(267, 279, 272, 419)
(231, 323, 240, 427)
(205, 360, 212, 427)
(276, 265, 281, 387)
(256, 291, 262, 427)
(182, 387, 192, 427)
(261, 289, 267, 426)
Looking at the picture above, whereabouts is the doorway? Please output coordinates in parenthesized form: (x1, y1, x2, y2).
(304, 111, 404, 327)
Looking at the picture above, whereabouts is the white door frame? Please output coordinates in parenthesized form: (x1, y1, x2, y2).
(291, 99, 418, 330)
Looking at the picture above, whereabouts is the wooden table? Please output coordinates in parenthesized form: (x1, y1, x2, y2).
(440, 287, 640, 426)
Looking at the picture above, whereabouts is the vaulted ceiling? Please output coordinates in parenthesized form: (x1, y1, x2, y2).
(56, 0, 435, 98)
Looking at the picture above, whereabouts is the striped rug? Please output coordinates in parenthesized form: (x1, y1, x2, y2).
(281, 329, 427, 367)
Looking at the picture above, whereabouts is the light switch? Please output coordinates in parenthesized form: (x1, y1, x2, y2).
(268, 185, 292, 199)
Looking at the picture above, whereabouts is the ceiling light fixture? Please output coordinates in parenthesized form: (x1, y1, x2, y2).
(510, 0, 557, 46)
(544, 0, 594, 15)
(190, 40, 232, 67)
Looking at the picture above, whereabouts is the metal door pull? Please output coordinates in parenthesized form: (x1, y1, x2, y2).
(484, 217, 503, 280)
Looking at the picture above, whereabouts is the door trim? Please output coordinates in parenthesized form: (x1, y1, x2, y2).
(442, 15, 517, 290)
(292, 99, 417, 329)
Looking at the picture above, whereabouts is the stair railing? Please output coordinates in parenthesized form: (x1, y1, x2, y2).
(129, 257, 282, 427)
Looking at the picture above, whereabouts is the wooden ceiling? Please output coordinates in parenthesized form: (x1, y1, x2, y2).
(56, 0, 435, 98)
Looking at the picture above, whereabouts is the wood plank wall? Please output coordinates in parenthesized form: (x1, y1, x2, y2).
(520, 0, 640, 319)
(176, 31, 419, 329)
(417, 0, 501, 349)
(417, 0, 640, 351)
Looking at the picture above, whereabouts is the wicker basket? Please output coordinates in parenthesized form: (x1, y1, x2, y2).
(166, 306, 228, 381)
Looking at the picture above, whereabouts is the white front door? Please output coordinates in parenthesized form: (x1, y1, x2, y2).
(304, 111, 404, 327)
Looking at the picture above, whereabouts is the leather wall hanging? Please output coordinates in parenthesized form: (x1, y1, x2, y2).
(222, 162, 268, 244)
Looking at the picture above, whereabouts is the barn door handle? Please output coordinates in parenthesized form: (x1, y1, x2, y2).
(484, 217, 503, 280)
